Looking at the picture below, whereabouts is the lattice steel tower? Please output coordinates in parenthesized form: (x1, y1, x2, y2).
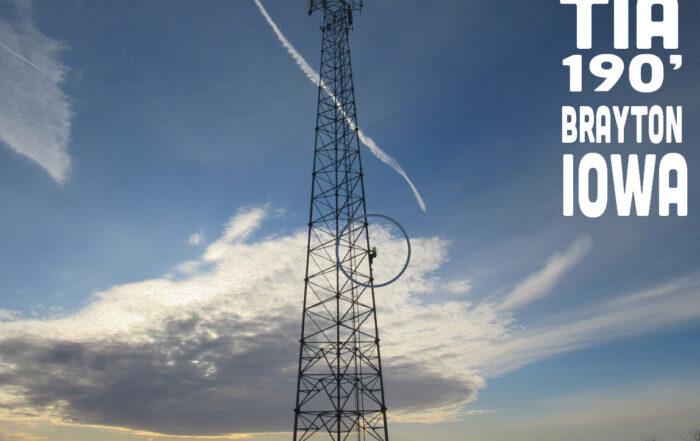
(293, 1, 388, 440)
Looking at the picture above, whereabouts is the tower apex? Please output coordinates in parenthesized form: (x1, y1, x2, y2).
(308, 0, 363, 15)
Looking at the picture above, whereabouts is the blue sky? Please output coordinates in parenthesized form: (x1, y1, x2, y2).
(0, 1, 698, 440)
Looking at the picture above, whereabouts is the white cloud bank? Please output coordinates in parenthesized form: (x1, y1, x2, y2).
(0, 0, 73, 183)
(0, 206, 698, 435)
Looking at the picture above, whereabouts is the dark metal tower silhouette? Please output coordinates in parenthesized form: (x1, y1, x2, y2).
(293, 1, 389, 440)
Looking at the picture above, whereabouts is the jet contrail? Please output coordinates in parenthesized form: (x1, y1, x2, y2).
(253, 0, 426, 212)
(0, 41, 42, 71)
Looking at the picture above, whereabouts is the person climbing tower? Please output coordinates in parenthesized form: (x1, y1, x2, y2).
(369, 246, 377, 264)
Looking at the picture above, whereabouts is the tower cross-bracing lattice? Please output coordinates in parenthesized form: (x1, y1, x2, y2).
(293, 1, 389, 441)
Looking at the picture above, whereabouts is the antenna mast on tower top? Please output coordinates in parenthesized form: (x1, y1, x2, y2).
(308, 0, 363, 17)
(292, 1, 389, 441)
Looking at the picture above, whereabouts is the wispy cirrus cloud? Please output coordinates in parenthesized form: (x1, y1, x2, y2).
(483, 276, 700, 377)
(0, 206, 698, 437)
(495, 236, 592, 312)
(0, 0, 73, 183)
